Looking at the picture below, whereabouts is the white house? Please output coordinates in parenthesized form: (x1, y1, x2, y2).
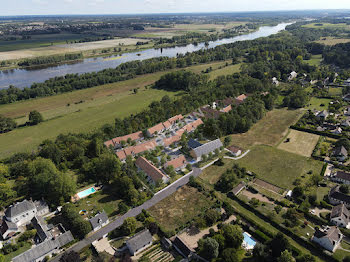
(312, 226, 342, 252)
(0, 219, 18, 239)
(331, 204, 350, 228)
(288, 71, 298, 81)
(5, 200, 49, 227)
(272, 77, 279, 86)
(126, 229, 153, 256)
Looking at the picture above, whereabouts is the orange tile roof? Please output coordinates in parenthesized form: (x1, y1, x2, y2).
(111, 131, 143, 145)
(135, 157, 166, 182)
(163, 121, 172, 129)
(236, 94, 247, 101)
(164, 135, 181, 147)
(104, 140, 114, 147)
(147, 123, 165, 135)
(221, 105, 232, 113)
(175, 118, 203, 136)
(116, 150, 127, 160)
(165, 155, 187, 170)
(123, 140, 157, 156)
(168, 114, 184, 124)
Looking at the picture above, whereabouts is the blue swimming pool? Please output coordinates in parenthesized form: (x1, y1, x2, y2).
(243, 232, 257, 249)
(77, 187, 96, 198)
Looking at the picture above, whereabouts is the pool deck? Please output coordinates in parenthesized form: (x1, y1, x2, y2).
(71, 185, 100, 202)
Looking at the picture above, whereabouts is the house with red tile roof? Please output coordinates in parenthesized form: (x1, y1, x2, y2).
(236, 94, 247, 101)
(162, 121, 172, 129)
(116, 140, 157, 160)
(164, 155, 187, 171)
(135, 157, 169, 184)
(168, 114, 184, 124)
(163, 135, 181, 147)
(220, 105, 232, 113)
(147, 123, 166, 137)
(104, 131, 143, 149)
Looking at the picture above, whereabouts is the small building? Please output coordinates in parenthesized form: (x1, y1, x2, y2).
(316, 110, 329, 120)
(312, 226, 342, 252)
(341, 119, 350, 127)
(126, 229, 153, 256)
(147, 123, 167, 137)
(331, 204, 350, 228)
(5, 199, 49, 227)
(329, 185, 350, 208)
(231, 182, 246, 196)
(227, 145, 242, 157)
(344, 79, 350, 87)
(343, 94, 350, 102)
(12, 230, 74, 262)
(333, 146, 348, 162)
(288, 71, 298, 81)
(190, 139, 223, 161)
(164, 155, 187, 172)
(331, 127, 342, 135)
(31, 216, 52, 244)
(89, 211, 109, 232)
(286, 190, 293, 200)
(0, 219, 18, 240)
(172, 236, 194, 258)
(135, 157, 169, 185)
(330, 171, 350, 185)
(272, 77, 279, 86)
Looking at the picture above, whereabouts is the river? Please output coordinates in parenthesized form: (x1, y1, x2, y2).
(0, 22, 292, 89)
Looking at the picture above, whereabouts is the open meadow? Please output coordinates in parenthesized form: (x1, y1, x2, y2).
(277, 129, 319, 157)
(148, 186, 214, 233)
(227, 108, 303, 149)
(0, 60, 241, 158)
(316, 37, 350, 46)
(304, 54, 322, 66)
(306, 97, 332, 111)
(303, 23, 350, 30)
(235, 145, 324, 189)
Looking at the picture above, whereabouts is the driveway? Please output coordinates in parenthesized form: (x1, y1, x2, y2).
(51, 167, 204, 262)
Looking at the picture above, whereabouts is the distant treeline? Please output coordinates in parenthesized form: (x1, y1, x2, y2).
(17, 53, 83, 67)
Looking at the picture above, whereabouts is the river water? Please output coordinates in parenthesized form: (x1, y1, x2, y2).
(0, 22, 292, 89)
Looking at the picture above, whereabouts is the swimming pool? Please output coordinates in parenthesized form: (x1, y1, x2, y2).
(243, 232, 257, 250)
(77, 187, 96, 199)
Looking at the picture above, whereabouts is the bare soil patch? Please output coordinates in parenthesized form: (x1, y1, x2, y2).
(253, 178, 283, 194)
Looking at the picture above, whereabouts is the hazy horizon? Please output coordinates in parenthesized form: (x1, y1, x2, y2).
(1, 0, 350, 16)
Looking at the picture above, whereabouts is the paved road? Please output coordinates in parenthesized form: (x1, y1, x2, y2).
(51, 167, 204, 261)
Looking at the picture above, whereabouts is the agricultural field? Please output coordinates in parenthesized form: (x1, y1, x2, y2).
(0, 37, 148, 60)
(306, 97, 332, 111)
(277, 129, 320, 157)
(316, 37, 350, 46)
(133, 22, 247, 38)
(303, 23, 350, 30)
(227, 108, 303, 149)
(235, 145, 324, 189)
(148, 186, 214, 233)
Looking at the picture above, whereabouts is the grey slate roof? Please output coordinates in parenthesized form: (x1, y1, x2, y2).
(191, 139, 223, 158)
(333, 146, 348, 157)
(89, 211, 109, 230)
(173, 236, 194, 258)
(334, 171, 350, 182)
(329, 186, 350, 204)
(5, 200, 36, 218)
(331, 204, 350, 225)
(187, 139, 202, 149)
(231, 182, 246, 195)
(31, 216, 51, 243)
(34, 200, 48, 212)
(126, 229, 152, 253)
(12, 231, 74, 262)
(314, 226, 342, 242)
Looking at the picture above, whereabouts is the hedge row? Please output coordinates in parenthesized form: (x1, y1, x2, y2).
(229, 195, 338, 262)
(290, 125, 342, 139)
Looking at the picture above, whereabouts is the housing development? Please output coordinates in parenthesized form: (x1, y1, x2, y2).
(3, 5, 350, 262)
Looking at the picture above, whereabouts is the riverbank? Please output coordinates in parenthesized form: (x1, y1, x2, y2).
(0, 22, 291, 89)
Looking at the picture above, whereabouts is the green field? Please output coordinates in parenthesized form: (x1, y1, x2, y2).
(303, 23, 350, 30)
(328, 87, 343, 96)
(0, 88, 176, 158)
(235, 145, 324, 189)
(316, 37, 350, 46)
(304, 54, 322, 66)
(208, 63, 241, 80)
(306, 97, 332, 111)
(227, 108, 303, 149)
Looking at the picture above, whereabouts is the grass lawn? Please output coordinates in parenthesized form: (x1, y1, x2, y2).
(200, 159, 232, 185)
(277, 129, 319, 157)
(328, 87, 343, 97)
(235, 145, 324, 189)
(227, 108, 303, 149)
(334, 241, 350, 261)
(306, 97, 332, 111)
(73, 190, 122, 218)
(208, 63, 241, 80)
(304, 54, 322, 66)
(148, 186, 214, 233)
(4, 242, 31, 262)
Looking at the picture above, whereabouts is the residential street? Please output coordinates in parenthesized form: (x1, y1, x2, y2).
(51, 167, 204, 261)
